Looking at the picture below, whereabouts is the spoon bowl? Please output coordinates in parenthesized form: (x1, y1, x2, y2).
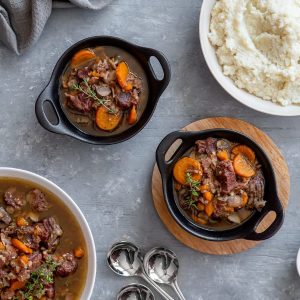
(117, 283, 155, 300)
(144, 247, 185, 300)
(107, 241, 143, 277)
(107, 241, 174, 300)
(144, 247, 179, 285)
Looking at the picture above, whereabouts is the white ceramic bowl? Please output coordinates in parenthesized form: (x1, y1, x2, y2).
(297, 248, 300, 276)
(199, 0, 300, 116)
(0, 167, 96, 299)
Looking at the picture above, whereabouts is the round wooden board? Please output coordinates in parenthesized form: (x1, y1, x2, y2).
(152, 117, 290, 255)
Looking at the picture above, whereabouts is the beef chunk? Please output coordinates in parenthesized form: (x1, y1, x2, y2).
(1, 223, 17, 236)
(0, 207, 11, 225)
(27, 189, 49, 212)
(115, 90, 132, 109)
(42, 217, 63, 251)
(0, 269, 10, 289)
(45, 283, 55, 298)
(196, 138, 217, 155)
(1, 289, 15, 300)
(127, 73, 142, 90)
(205, 137, 217, 155)
(96, 59, 109, 73)
(65, 93, 92, 113)
(17, 218, 62, 252)
(216, 160, 237, 194)
(56, 253, 78, 277)
(28, 253, 43, 270)
(16, 225, 38, 250)
(195, 140, 207, 154)
(4, 187, 26, 212)
(247, 171, 265, 209)
(77, 68, 89, 79)
(131, 88, 140, 104)
(0, 233, 18, 268)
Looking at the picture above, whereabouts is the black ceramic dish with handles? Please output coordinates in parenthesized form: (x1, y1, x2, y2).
(156, 129, 284, 242)
(35, 36, 171, 144)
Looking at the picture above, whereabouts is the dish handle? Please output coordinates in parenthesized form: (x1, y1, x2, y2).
(35, 86, 74, 136)
(140, 47, 171, 98)
(244, 196, 284, 241)
(156, 131, 188, 178)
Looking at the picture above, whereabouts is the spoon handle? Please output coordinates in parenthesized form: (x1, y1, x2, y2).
(171, 281, 186, 300)
(141, 273, 175, 300)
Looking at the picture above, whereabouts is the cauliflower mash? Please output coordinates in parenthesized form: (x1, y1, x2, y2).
(209, 0, 300, 106)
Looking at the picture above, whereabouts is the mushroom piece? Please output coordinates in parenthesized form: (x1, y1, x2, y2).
(228, 213, 241, 224)
(95, 85, 111, 97)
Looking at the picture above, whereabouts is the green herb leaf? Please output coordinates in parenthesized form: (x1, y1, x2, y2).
(18, 257, 58, 300)
(184, 173, 201, 211)
(72, 78, 116, 114)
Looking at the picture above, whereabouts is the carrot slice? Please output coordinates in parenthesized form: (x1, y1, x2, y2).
(0, 242, 5, 250)
(192, 214, 207, 225)
(199, 184, 209, 192)
(241, 192, 248, 207)
(16, 217, 28, 227)
(217, 150, 229, 161)
(205, 201, 214, 217)
(128, 105, 137, 125)
(11, 238, 33, 254)
(9, 280, 25, 291)
(232, 145, 256, 162)
(74, 247, 85, 259)
(225, 206, 234, 213)
(20, 255, 29, 265)
(173, 157, 202, 185)
(71, 49, 96, 68)
(95, 106, 122, 131)
(203, 191, 213, 202)
(233, 154, 255, 177)
(116, 62, 133, 91)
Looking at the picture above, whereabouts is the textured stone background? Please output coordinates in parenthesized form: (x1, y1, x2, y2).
(0, 0, 299, 299)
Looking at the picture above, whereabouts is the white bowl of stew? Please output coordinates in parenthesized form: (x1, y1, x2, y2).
(0, 168, 96, 299)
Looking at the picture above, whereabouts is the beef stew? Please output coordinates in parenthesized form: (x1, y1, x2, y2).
(0, 178, 87, 300)
(173, 138, 266, 230)
(60, 46, 149, 136)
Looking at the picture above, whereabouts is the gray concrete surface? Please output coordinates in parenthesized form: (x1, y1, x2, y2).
(0, 1, 299, 299)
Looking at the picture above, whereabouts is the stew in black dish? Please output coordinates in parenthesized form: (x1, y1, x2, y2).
(0, 178, 87, 300)
(173, 138, 266, 229)
(60, 46, 148, 136)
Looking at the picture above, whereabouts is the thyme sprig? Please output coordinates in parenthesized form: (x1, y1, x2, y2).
(17, 257, 58, 300)
(72, 78, 116, 114)
(184, 172, 201, 210)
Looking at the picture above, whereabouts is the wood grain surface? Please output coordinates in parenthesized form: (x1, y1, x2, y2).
(152, 117, 290, 255)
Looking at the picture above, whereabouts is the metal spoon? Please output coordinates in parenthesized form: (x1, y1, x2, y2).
(117, 283, 155, 300)
(107, 241, 174, 300)
(144, 247, 185, 300)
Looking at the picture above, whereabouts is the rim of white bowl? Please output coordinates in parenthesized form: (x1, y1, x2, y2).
(297, 248, 300, 276)
(199, 0, 300, 116)
(0, 167, 96, 300)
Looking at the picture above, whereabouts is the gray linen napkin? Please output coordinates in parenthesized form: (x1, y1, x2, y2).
(0, 0, 112, 54)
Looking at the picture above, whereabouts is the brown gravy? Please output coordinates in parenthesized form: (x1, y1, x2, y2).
(0, 177, 87, 299)
(60, 46, 149, 137)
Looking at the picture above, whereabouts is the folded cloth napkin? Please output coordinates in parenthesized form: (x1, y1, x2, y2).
(0, 0, 112, 54)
